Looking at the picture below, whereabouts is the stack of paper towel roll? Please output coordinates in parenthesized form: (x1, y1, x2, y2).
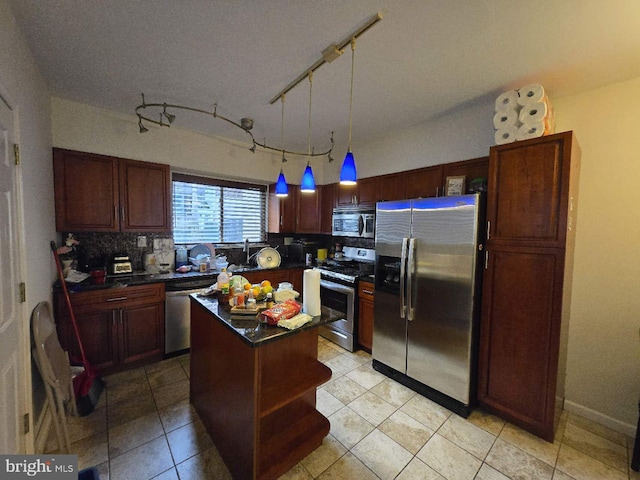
(493, 83, 555, 145)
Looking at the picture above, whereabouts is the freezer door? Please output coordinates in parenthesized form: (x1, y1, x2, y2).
(407, 195, 481, 404)
(373, 200, 412, 372)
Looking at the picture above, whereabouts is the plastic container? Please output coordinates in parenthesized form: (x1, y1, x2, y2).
(175, 246, 188, 268)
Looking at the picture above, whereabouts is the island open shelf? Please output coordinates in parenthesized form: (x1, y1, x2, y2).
(189, 295, 334, 480)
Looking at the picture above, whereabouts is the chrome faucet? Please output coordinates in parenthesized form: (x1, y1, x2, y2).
(244, 238, 250, 265)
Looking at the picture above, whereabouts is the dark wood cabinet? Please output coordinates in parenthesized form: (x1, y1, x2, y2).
(268, 184, 298, 233)
(55, 283, 165, 375)
(119, 158, 172, 232)
(405, 165, 443, 199)
(358, 280, 374, 352)
(321, 183, 335, 234)
(478, 132, 580, 442)
(336, 177, 377, 207)
(297, 187, 322, 233)
(442, 156, 489, 193)
(376, 172, 405, 202)
(53, 148, 171, 233)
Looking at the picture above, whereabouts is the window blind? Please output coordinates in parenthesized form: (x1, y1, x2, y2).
(172, 174, 266, 244)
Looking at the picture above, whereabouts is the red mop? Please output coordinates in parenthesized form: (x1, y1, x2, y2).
(50, 240, 104, 416)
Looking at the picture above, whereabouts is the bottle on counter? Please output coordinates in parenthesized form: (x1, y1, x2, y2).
(217, 268, 229, 304)
(176, 246, 188, 268)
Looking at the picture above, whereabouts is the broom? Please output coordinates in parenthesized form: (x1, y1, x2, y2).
(50, 240, 104, 416)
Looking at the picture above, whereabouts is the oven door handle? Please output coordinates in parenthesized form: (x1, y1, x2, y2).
(319, 279, 355, 296)
(358, 215, 364, 236)
(400, 237, 408, 319)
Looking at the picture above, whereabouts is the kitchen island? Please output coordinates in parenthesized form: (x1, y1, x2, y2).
(189, 295, 333, 480)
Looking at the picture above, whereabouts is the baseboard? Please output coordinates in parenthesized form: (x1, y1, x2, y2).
(34, 403, 52, 453)
(564, 399, 636, 438)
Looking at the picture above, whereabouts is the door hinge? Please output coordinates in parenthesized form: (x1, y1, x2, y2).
(23, 413, 30, 434)
(13, 144, 20, 165)
(19, 282, 26, 303)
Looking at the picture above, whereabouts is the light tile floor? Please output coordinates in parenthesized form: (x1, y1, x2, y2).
(47, 337, 639, 479)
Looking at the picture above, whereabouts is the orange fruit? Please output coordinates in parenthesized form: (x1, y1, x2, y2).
(244, 282, 251, 291)
(260, 280, 271, 288)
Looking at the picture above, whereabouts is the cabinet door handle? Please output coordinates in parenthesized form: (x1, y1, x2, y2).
(112, 311, 117, 326)
(362, 289, 374, 295)
(114, 205, 118, 223)
(107, 296, 128, 302)
(487, 221, 491, 240)
(485, 251, 489, 270)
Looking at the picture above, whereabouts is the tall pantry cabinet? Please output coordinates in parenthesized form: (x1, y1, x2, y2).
(478, 131, 580, 442)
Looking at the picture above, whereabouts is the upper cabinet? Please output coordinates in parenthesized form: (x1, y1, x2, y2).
(336, 177, 376, 207)
(297, 187, 322, 233)
(268, 183, 298, 233)
(53, 149, 171, 233)
(405, 165, 444, 199)
(376, 172, 405, 202)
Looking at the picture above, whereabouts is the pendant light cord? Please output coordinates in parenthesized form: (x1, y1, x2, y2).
(280, 94, 286, 163)
(348, 38, 356, 152)
(308, 72, 313, 160)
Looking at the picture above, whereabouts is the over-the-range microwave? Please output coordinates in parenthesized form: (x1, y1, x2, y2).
(332, 207, 375, 238)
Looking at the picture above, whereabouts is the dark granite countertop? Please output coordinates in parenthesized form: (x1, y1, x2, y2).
(56, 262, 308, 293)
(190, 294, 337, 348)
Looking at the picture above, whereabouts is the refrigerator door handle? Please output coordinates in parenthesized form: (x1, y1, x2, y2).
(407, 237, 416, 321)
(400, 237, 408, 319)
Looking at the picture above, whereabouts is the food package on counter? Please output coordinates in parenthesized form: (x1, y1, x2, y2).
(260, 299, 301, 325)
(273, 289, 299, 303)
(277, 313, 312, 330)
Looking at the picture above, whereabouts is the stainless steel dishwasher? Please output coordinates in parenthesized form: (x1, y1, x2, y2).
(165, 278, 215, 356)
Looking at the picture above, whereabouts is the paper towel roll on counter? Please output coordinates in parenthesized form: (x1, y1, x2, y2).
(493, 109, 520, 129)
(517, 83, 545, 105)
(495, 90, 519, 111)
(302, 269, 321, 317)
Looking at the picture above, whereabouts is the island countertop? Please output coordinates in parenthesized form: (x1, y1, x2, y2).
(190, 294, 336, 348)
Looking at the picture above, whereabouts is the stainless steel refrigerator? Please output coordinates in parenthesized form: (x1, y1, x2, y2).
(372, 194, 485, 417)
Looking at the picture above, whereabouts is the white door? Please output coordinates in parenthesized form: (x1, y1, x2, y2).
(0, 95, 29, 453)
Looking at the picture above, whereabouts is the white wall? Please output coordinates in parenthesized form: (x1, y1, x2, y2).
(553, 77, 640, 434)
(52, 98, 325, 186)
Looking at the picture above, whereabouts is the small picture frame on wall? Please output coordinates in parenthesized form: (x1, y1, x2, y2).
(445, 175, 466, 196)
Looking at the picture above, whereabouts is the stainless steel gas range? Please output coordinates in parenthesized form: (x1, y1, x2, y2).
(315, 246, 375, 351)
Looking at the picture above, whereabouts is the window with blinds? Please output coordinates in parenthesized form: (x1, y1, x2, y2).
(172, 173, 267, 244)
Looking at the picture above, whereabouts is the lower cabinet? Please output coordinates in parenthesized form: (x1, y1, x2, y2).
(358, 280, 374, 352)
(55, 283, 165, 375)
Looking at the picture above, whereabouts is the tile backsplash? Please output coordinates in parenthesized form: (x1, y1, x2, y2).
(62, 232, 173, 271)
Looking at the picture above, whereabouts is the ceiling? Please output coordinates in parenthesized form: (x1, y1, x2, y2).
(9, 0, 640, 156)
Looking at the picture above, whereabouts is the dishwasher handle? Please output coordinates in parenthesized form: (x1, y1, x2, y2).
(166, 288, 203, 297)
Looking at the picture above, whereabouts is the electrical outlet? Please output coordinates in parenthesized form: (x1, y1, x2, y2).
(137, 235, 147, 248)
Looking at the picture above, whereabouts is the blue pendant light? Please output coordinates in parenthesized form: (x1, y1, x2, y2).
(275, 165, 288, 197)
(275, 95, 288, 197)
(300, 162, 315, 192)
(340, 38, 358, 185)
(301, 72, 316, 193)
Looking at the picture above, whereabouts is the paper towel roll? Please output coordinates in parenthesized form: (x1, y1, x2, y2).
(495, 90, 519, 111)
(303, 269, 321, 317)
(517, 83, 545, 105)
(516, 121, 545, 141)
(495, 125, 518, 145)
(493, 109, 520, 129)
(518, 100, 548, 123)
